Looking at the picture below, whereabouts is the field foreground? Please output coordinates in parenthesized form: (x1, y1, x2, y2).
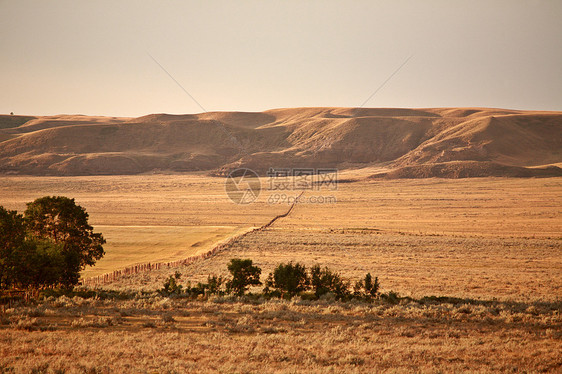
(1, 294, 561, 373)
(1, 175, 561, 372)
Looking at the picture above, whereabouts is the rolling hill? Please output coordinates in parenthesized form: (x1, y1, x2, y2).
(0, 107, 560, 178)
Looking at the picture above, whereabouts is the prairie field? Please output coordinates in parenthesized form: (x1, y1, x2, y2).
(1, 175, 561, 373)
(81, 225, 241, 278)
(2, 295, 561, 373)
(2, 0, 561, 371)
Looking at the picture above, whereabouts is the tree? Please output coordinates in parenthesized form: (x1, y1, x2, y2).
(27, 240, 67, 288)
(1, 206, 68, 289)
(226, 258, 261, 296)
(0, 207, 27, 288)
(264, 262, 309, 298)
(206, 274, 226, 296)
(24, 196, 105, 287)
(0, 207, 25, 253)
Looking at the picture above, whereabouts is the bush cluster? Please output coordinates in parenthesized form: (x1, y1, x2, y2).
(160, 259, 262, 298)
(161, 258, 382, 302)
(160, 271, 229, 298)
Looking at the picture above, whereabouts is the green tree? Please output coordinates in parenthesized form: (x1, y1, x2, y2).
(24, 196, 105, 287)
(226, 258, 261, 296)
(265, 262, 309, 299)
(27, 240, 67, 288)
(1, 206, 67, 289)
(0, 207, 25, 252)
(0, 207, 27, 288)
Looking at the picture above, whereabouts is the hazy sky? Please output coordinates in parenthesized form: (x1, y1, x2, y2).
(1, 0, 561, 116)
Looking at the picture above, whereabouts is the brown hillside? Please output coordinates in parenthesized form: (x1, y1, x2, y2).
(370, 161, 562, 179)
(0, 107, 560, 178)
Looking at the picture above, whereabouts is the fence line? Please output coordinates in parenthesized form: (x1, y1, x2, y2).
(81, 192, 303, 287)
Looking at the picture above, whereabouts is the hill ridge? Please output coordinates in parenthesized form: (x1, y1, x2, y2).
(0, 107, 560, 178)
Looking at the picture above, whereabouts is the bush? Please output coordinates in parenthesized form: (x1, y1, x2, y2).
(161, 271, 183, 296)
(310, 265, 351, 301)
(206, 274, 226, 296)
(225, 259, 262, 296)
(156, 259, 384, 305)
(264, 262, 309, 299)
(159, 268, 238, 299)
(380, 291, 400, 304)
(353, 273, 380, 301)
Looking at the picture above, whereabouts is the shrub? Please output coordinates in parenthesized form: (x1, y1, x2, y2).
(184, 274, 227, 297)
(186, 282, 205, 297)
(264, 262, 309, 299)
(161, 271, 183, 296)
(380, 291, 400, 305)
(310, 265, 351, 301)
(12, 317, 40, 331)
(226, 258, 262, 296)
(353, 273, 380, 301)
(71, 316, 113, 328)
(206, 274, 226, 296)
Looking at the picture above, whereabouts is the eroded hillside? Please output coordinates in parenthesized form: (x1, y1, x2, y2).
(0, 107, 560, 178)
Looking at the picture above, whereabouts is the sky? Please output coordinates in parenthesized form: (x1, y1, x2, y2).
(1, 0, 561, 117)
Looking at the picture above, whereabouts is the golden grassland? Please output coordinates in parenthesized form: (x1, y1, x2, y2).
(1, 175, 561, 372)
(116, 226, 561, 303)
(1, 294, 561, 373)
(289, 173, 562, 237)
(81, 225, 243, 278)
(0, 174, 288, 228)
(98, 176, 561, 302)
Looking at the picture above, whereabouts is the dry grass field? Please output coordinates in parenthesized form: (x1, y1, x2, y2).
(81, 225, 242, 278)
(1, 175, 561, 372)
(97, 176, 561, 302)
(1, 295, 560, 373)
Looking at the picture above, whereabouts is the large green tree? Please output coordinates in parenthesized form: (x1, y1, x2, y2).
(24, 196, 105, 287)
(0, 207, 66, 289)
(0, 207, 26, 288)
